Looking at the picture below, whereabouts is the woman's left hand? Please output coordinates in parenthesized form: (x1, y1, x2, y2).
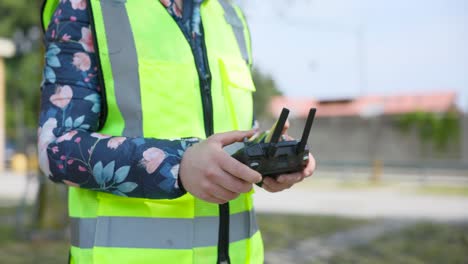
(262, 153, 315, 193)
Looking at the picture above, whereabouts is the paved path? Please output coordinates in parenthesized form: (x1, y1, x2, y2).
(264, 219, 414, 264)
(2, 171, 468, 221)
(253, 186, 468, 221)
(0, 172, 39, 206)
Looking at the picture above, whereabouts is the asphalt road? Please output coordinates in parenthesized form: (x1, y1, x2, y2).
(0, 171, 38, 206)
(253, 185, 468, 221)
(1, 171, 468, 221)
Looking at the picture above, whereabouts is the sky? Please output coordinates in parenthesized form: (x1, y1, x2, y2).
(238, 0, 468, 111)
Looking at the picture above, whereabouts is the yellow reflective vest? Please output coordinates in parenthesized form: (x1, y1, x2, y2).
(41, 0, 263, 263)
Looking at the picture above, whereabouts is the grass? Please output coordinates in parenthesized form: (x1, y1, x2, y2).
(415, 185, 468, 197)
(297, 177, 395, 190)
(0, 222, 68, 264)
(0, 241, 68, 264)
(1, 206, 467, 263)
(0, 204, 69, 264)
(298, 177, 468, 197)
(0, 205, 18, 216)
(327, 222, 468, 264)
(257, 213, 370, 251)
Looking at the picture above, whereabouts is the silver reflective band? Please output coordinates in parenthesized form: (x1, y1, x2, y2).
(218, 0, 250, 64)
(100, 0, 143, 137)
(70, 217, 96, 250)
(71, 211, 258, 249)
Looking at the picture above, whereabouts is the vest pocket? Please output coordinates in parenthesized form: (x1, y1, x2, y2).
(219, 58, 255, 130)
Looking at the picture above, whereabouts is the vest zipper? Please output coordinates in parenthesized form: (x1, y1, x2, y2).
(161, 8, 225, 262)
(217, 203, 231, 264)
(198, 23, 231, 264)
(184, 25, 213, 138)
(199, 32, 213, 137)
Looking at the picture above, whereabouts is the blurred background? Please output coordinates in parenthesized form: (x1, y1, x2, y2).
(0, 0, 467, 263)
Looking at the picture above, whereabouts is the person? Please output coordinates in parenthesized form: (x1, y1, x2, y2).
(37, 0, 316, 263)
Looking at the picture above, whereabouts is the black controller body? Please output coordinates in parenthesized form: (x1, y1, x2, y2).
(229, 107, 316, 182)
(232, 140, 310, 179)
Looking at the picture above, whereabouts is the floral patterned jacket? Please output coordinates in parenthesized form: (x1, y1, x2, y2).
(38, 0, 209, 199)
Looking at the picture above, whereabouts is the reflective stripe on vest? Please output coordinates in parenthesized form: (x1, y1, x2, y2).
(100, 0, 143, 137)
(71, 210, 258, 249)
(218, 0, 250, 65)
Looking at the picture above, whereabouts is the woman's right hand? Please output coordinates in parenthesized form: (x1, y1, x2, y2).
(179, 130, 262, 204)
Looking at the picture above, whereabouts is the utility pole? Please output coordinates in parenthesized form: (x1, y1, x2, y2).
(0, 38, 16, 172)
(463, 104, 468, 164)
(356, 25, 367, 96)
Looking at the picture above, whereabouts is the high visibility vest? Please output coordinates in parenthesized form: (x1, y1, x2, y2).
(41, 0, 263, 263)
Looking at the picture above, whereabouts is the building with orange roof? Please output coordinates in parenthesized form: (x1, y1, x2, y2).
(269, 91, 458, 119)
(265, 91, 465, 166)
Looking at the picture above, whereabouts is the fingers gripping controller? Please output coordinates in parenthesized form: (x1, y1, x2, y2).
(227, 108, 316, 181)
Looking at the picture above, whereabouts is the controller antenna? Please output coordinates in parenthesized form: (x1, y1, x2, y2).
(297, 108, 316, 154)
(267, 108, 290, 143)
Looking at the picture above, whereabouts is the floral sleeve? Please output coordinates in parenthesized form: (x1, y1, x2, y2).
(37, 0, 198, 199)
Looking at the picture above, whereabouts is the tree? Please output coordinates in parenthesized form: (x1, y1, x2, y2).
(0, 0, 43, 149)
(397, 111, 461, 152)
(252, 67, 282, 118)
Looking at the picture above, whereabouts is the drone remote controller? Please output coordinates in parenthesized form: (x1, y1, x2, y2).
(228, 108, 316, 181)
